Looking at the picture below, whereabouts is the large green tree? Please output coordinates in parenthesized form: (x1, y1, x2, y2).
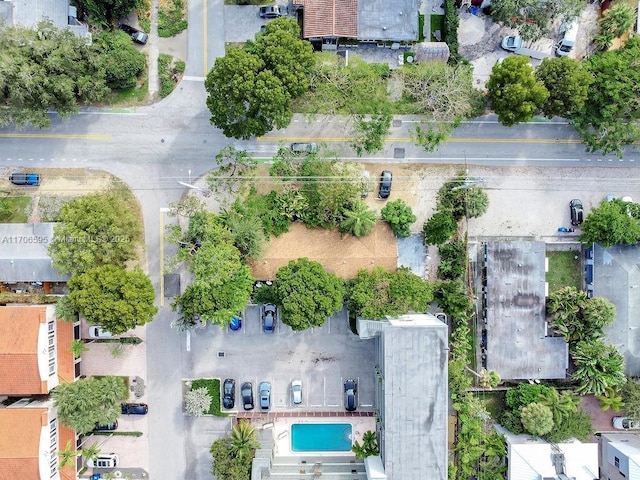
(52, 376, 129, 434)
(437, 175, 489, 221)
(423, 211, 457, 245)
(92, 30, 147, 90)
(72, 0, 140, 26)
(572, 339, 626, 395)
(49, 191, 143, 274)
(68, 265, 157, 334)
(0, 22, 109, 128)
(535, 57, 592, 118)
(381, 199, 417, 237)
(622, 377, 640, 421)
(579, 199, 640, 246)
(273, 258, 344, 330)
(205, 18, 313, 139)
(346, 266, 434, 320)
(490, 0, 583, 40)
(573, 36, 640, 157)
(487, 56, 549, 126)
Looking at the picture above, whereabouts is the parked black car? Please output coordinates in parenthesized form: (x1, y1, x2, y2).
(223, 378, 236, 409)
(121, 403, 148, 415)
(378, 170, 392, 199)
(570, 199, 584, 226)
(259, 5, 288, 18)
(94, 421, 118, 431)
(119, 24, 148, 44)
(241, 382, 254, 410)
(344, 379, 358, 411)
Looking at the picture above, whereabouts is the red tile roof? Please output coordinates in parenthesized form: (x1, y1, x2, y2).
(0, 306, 47, 395)
(0, 408, 46, 480)
(297, 0, 358, 38)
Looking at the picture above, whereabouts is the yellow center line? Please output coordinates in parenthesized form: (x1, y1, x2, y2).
(257, 136, 585, 144)
(0, 133, 111, 139)
(203, 0, 208, 77)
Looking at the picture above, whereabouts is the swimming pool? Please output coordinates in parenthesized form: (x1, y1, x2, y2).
(291, 423, 352, 452)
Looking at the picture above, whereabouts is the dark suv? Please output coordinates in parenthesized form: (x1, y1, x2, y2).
(223, 378, 236, 409)
(570, 199, 584, 226)
(241, 382, 254, 410)
(379, 170, 392, 199)
(344, 379, 358, 411)
(119, 24, 148, 44)
(9, 173, 40, 186)
(121, 403, 148, 415)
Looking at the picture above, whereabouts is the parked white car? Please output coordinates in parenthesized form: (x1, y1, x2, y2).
(88, 326, 114, 339)
(613, 417, 640, 430)
(291, 380, 302, 405)
(87, 453, 119, 468)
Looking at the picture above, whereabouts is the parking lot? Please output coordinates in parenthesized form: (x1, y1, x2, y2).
(188, 305, 376, 412)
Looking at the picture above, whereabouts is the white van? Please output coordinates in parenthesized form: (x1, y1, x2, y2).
(556, 21, 579, 57)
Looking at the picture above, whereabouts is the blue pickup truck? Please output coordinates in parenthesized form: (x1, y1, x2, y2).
(9, 173, 40, 186)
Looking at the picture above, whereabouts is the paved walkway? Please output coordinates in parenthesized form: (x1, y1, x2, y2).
(237, 411, 375, 419)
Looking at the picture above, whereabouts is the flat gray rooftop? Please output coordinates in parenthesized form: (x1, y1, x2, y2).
(360, 315, 448, 480)
(357, 0, 418, 41)
(0, 223, 69, 282)
(485, 241, 568, 380)
(9, 0, 68, 29)
(593, 243, 640, 375)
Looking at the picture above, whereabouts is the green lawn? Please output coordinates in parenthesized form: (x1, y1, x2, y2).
(430, 14, 445, 42)
(546, 250, 582, 292)
(191, 378, 226, 416)
(102, 78, 149, 106)
(476, 390, 506, 420)
(0, 196, 32, 223)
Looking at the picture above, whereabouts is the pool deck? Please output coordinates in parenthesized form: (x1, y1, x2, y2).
(248, 416, 377, 456)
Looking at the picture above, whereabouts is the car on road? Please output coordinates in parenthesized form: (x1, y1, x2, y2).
(501, 35, 523, 52)
(259, 5, 287, 17)
(378, 170, 392, 199)
(94, 421, 118, 432)
(223, 378, 236, 409)
(570, 199, 584, 226)
(259, 382, 271, 410)
(87, 453, 119, 468)
(291, 142, 318, 154)
(262, 304, 277, 333)
(9, 173, 40, 186)
(121, 403, 148, 415)
(119, 24, 148, 44)
(613, 416, 640, 430)
(229, 314, 242, 331)
(344, 379, 358, 411)
(291, 379, 302, 404)
(88, 325, 114, 339)
(241, 382, 254, 410)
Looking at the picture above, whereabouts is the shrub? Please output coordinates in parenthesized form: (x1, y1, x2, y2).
(158, 53, 174, 98)
(505, 383, 553, 410)
(423, 211, 457, 245)
(521, 402, 554, 436)
(185, 387, 213, 416)
(381, 199, 417, 237)
(438, 240, 467, 280)
(191, 379, 225, 416)
(499, 410, 524, 434)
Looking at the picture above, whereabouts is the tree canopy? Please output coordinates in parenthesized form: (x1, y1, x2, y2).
(579, 199, 640, 246)
(490, 0, 583, 40)
(535, 57, 592, 119)
(487, 56, 549, 127)
(52, 376, 129, 434)
(573, 36, 640, 157)
(92, 30, 147, 90)
(173, 212, 254, 327)
(381, 199, 417, 237)
(68, 265, 157, 334)
(521, 402, 554, 436)
(572, 339, 626, 395)
(49, 191, 143, 275)
(0, 22, 110, 128)
(273, 258, 344, 330)
(345, 266, 434, 320)
(72, 0, 141, 27)
(205, 17, 313, 139)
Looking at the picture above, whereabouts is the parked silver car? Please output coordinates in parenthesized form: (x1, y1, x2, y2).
(291, 380, 302, 404)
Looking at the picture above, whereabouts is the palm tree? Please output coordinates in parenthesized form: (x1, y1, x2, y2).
(597, 387, 625, 412)
(572, 339, 626, 395)
(68, 339, 89, 359)
(352, 430, 380, 458)
(58, 440, 79, 468)
(340, 200, 377, 237)
(80, 442, 101, 463)
(538, 388, 578, 424)
(227, 421, 259, 460)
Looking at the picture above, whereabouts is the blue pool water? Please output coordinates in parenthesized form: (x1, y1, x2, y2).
(291, 423, 352, 452)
